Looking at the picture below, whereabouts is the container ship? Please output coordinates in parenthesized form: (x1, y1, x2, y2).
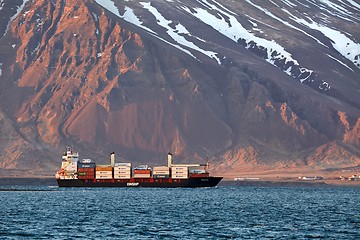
(56, 148, 222, 188)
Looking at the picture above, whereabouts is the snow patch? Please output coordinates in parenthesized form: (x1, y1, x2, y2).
(92, 12, 99, 21)
(95, 0, 119, 17)
(309, 0, 358, 22)
(344, 0, 360, 10)
(30, 42, 40, 55)
(294, 17, 360, 68)
(95, 0, 155, 34)
(282, 0, 296, 7)
(36, 18, 43, 28)
(246, 0, 327, 47)
(248, 19, 258, 27)
(327, 54, 354, 72)
(319, 81, 330, 90)
(183, 1, 316, 77)
(4, 0, 29, 38)
(0, 63, 2, 76)
(141, 2, 220, 64)
(285, 66, 292, 75)
(269, 0, 280, 7)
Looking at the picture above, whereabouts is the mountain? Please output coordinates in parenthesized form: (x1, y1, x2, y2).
(0, 0, 359, 178)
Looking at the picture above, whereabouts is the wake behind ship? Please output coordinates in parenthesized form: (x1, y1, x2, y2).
(56, 148, 222, 188)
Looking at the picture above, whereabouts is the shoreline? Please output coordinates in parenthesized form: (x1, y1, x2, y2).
(219, 180, 360, 187)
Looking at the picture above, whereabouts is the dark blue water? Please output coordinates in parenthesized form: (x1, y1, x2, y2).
(0, 186, 359, 239)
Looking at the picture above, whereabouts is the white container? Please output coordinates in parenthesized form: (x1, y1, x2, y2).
(114, 163, 131, 167)
(114, 175, 131, 179)
(96, 172, 112, 179)
(114, 166, 131, 171)
(172, 172, 188, 175)
(172, 175, 188, 179)
(96, 175, 113, 179)
(172, 170, 188, 178)
(133, 174, 151, 178)
(153, 166, 170, 171)
(172, 171, 188, 175)
(153, 170, 170, 175)
(114, 172, 131, 176)
(172, 166, 188, 171)
(114, 170, 131, 175)
(96, 171, 112, 175)
(81, 159, 93, 163)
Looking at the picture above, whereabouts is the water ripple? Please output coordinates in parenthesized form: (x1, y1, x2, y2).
(0, 186, 359, 239)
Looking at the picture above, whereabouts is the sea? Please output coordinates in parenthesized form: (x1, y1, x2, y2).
(0, 184, 359, 239)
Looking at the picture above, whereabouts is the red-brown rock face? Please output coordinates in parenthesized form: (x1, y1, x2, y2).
(0, 0, 358, 177)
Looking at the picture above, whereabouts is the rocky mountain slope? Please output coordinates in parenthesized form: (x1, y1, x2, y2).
(0, 0, 359, 177)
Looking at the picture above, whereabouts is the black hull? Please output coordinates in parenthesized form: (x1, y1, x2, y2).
(57, 177, 222, 188)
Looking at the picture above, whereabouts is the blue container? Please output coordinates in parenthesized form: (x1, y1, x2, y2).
(78, 163, 96, 168)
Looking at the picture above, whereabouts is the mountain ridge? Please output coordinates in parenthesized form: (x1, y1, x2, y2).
(0, 0, 359, 177)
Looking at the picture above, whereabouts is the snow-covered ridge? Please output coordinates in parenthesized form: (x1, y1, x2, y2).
(293, 16, 360, 68)
(94, 0, 360, 93)
(140, 2, 221, 64)
(95, 0, 220, 63)
(94, 0, 154, 34)
(244, 0, 360, 69)
(183, 0, 320, 85)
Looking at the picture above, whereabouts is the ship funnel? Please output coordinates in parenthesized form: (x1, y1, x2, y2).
(168, 152, 172, 167)
(111, 152, 115, 167)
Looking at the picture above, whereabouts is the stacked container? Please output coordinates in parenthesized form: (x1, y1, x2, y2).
(133, 169, 151, 178)
(78, 159, 95, 179)
(114, 163, 131, 179)
(153, 166, 170, 178)
(189, 166, 206, 174)
(188, 166, 209, 178)
(171, 166, 188, 179)
(96, 165, 113, 179)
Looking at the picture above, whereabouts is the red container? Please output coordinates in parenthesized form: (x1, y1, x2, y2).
(78, 168, 95, 172)
(189, 173, 209, 178)
(78, 167, 95, 179)
(134, 169, 151, 174)
(78, 172, 95, 179)
(78, 175, 95, 179)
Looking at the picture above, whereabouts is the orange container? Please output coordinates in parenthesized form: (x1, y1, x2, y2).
(134, 169, 151, 174)
(78, 168, 95, 172)
(96, 166, 112, 171)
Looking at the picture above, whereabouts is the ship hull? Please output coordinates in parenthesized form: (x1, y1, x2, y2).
(57, 177, 222, 188)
